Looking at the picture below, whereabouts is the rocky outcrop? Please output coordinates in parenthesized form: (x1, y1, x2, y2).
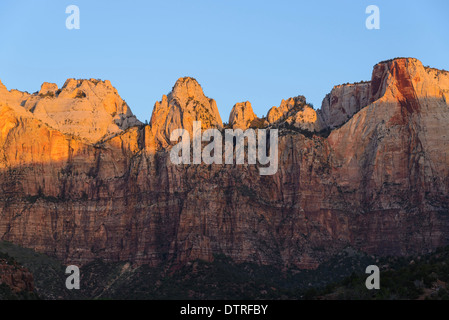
(318, 57, 449, 131)
(0, 259, 34, 293)
(0, 80, 7, 95)
(0, 78, 142, 144)
(319, 82, 371, 129)
(267, 96, 324, 132)
(0, 80, 31, 109)
(150, 77, 223, 148)
(38, 82, 59, 96)
(325, 58, 449, 255)
(0, 58, 449, 271)
(229, 101, 257, 130)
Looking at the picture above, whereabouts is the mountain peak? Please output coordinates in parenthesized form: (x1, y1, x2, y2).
(150, 77, 223, 148)
(0, 78, 142, 143)
(376, 57, 421, 67)
(169, 77, 208, 106)
(267, 96, 324, 132)
(0, 80, 8, 97)
(229, 101, 257, 130)
(267, 96, 307, 123)
(173, 76, 201, 89)
(318, 57, 446, 130)
(39, 82, 58, 95)
(370, 57, 425, 103)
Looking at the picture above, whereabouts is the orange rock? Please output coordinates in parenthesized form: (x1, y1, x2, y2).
(267, 96, 324, 132)
(150, 77, 223, 149)
(229, 101, 257, 130)
(0, 58, 448, 270)
(9, 78, 143, 144)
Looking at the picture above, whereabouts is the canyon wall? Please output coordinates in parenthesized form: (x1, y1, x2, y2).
(0, 58, 448, 269)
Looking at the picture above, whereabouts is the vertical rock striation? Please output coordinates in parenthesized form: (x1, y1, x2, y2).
(0, 58, 448, 270)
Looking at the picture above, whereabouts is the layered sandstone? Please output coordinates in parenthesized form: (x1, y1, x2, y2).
(0, 58, 448, 271)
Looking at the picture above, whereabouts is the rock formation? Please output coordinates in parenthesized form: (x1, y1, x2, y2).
(0, 58, 448, 271)
(228, 101, 257, 130)
(267, 96, 324, 132)
(150, 77, 223, 148)
(0, 259, 34, 293)
(319, 82, 371, 129)
(1, 78, 142, 144)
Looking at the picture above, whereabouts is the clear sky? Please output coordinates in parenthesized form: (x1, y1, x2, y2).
(0, 0, 448, 122)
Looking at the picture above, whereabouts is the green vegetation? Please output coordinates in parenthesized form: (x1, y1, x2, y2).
(0, 241, 379, 300)
(351, 80, 370, 85)
(2, 239, 449, 300)
(376, 57, 417, 66)
(277, 122, 319, 139)
(0, 251, 39, 300)
(0, 283, 38, 300)
(0, 241, 81, 300)
(0, 251, 15, 265)
(25, 187, 67, 204)
(39, 91, 55, 98)
(424, 65, 449, 76)
(249, 118, 267, 129)
(75, 90, 87, 99)
(308, 246, 449, 300)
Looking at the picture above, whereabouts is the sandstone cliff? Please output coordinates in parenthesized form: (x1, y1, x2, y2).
(267, 96, 324, 132)
(150, 77, 223, 148)
(228, 101, 257, 130)
(0, 58, 448, 270)
(0, 78, 141, 144)
(319, 82, 371, 129)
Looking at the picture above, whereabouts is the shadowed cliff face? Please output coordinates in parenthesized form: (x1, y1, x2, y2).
(0, 58, 449, 270)
(0, 258, 34, 294)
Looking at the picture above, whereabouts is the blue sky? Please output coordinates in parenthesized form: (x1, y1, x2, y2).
(0, 0, 448, 122)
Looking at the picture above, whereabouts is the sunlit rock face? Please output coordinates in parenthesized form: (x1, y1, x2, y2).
(267, 96, 324, 132)
(0, 78, 141, 144)
(229, 101, 257, 130)
(0, 58, 449, 270)
(149, 77, 223, 149)
(319, 82, 371, 129)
